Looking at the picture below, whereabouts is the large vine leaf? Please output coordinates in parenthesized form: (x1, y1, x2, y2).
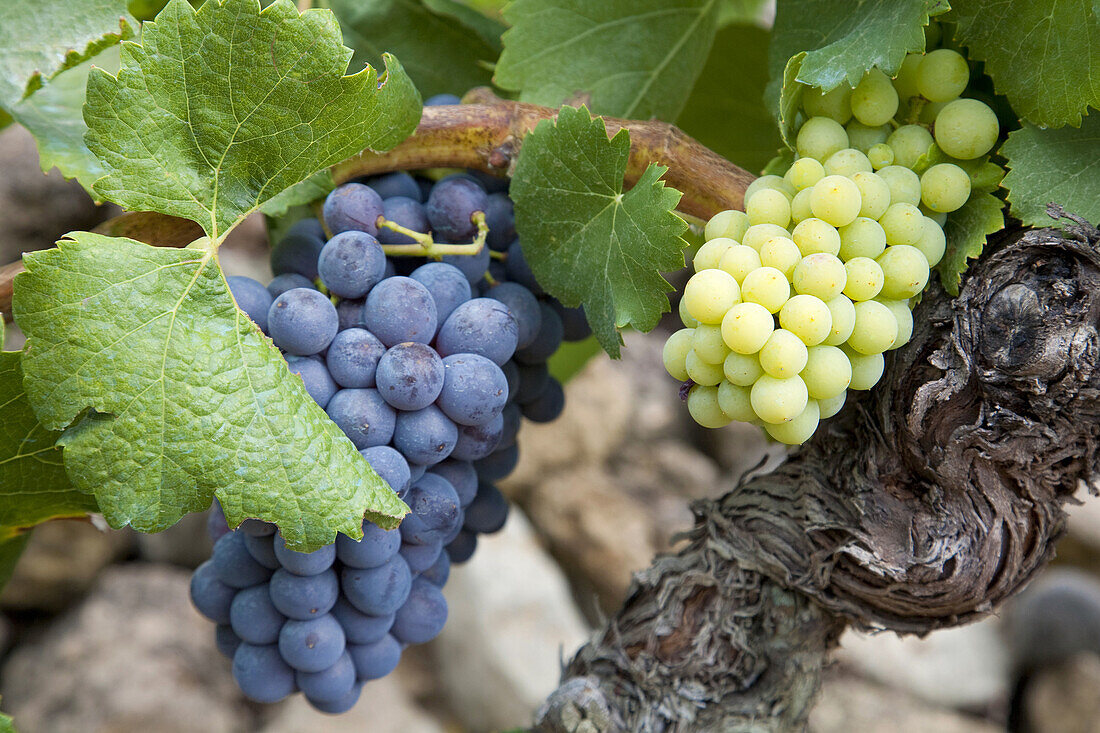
(84, 0, 421, 241)
(951, 0, 1100, 128)
(510, 106, 689, 357)
(0, 695, 16, 733)
(939, 191, 1005, 295)
(1002, 117, 1100, 228)
(495, 0, 721, 121)
(325, 0, 501, 101)
(14, 233, 408, 551)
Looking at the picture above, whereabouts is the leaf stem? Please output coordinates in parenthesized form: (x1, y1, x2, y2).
(376, 216, 434, 247)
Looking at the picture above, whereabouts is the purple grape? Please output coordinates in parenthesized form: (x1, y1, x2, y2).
(552, 301, 591, 341)
(446, 530, 477, 564)
(330, 596, 394, 645)
(326, 389, 396, 449)
(497, 402, 521, 448)
(268, 273, 314, 298)
(375, 342, 445, 411)
(399, 540, 443, 574)
(215, 624, 242, 659)
(336, 520, 401, 569)
(273, 533, 336, 576)
(230, 584, 286, 645)
(341, 555, 413, 616)
(410, 262, 472, 326)
(211, 531, 272, 589)
(501, 360, 520, 398)
(269, 567, 339, 620)
(440, 244, 491, 285)
(279, 614, 346, 673)
(424, 93, 461, 106)
(348, 635, 402, 680)
(233, 643, 296, 703)
(514, 362, 550, 404)
(515, 301, 563, 365)
(244, 532, 279, 570)
(377, 196, 429, 245)
(190, 560, 237, 624)
(437, 354, 508, 426)
(324, 183, 383, 237)
(359, 445, 412, 495)
(399, 473, 461, 546)
(475, 443, 519, 482)
(436, 298, 518, 366)
(227, 276, 273, 333)
(326, 328, 385, 389)
(428, 459, 478, 508)
(421, 551, 450, 586)
(450, 412, 503, 461)
(285, 355, 337, 408)
(504, 239, 543, 295)
(464, 482, 509, 534)
(485, 282, 541, 348)
(392, 405, 458, 465)
(318, 231, 386, 298)
(363, 277, 438, 347)
(426, 177, 487, 241)
(335, 297, 367, 330)
(297, 651, 356, 704)
(391, 578, 448, 645)
(309, 681, 362, 714)
(364, 171, 422, 201)
(271, 219, 326, 279)
(484, 192, 515, 251)
(522, 377, 565, 423)
(268, 288, 339, 356)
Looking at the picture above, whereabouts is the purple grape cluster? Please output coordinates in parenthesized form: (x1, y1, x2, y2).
(193, 164, 588, 713)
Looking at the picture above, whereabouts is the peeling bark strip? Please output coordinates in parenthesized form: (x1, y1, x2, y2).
(537, 209, 1100, 732)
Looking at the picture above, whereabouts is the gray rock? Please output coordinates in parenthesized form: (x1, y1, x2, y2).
(1023, 652, 1100, 733)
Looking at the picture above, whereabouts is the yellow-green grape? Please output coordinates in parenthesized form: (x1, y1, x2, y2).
(824, 148, 873, 177)
(663, 328, 695, 380)
(877, 298, 914, 350)
(759, 329, 809, 379)
(796, 117, 849, 162)
(877, 245, 930, 299)
(851, 69, 899, 127)
(843, 346, 885, 390)
(740, 266, 791, 313)
(686, 349, 725, 386)
(887, 124, 935, 169)
(688, 385, 732, 428)
(751, 374, 809, 424)
(678, 296, 699, 327)
(785, 157, 826, 190)
(823, 294, 857, 345)
(847, 300, 899, 354)
(745, 175, 796, 202)
(921, 206, 948, 227)
(876, 166, 921, 206)
(742, 223, 791, 252)
(765, 399, 820, 445)
(746, 188, 792, 228)
(810, 175, 862, 227)
(933, 99, 1000, 159)
(792, 218, 841, 257)
(779, 294, 833, 346)
(791, 188, 814, 224)
(917, 48, 970, 102)
(851, 171, 891, 220)
(843, 257, 884, 301)
(760, 236, 801, 277)
(684, 269, 741, 324)
(724, 351, 764, 386)
(692, 324, 730, 364)
(919, 99, 950, 125)
(893, 53, 924, 105)
(879, 202, 925, 247)
(800, 344, 852, 399)
(692, 237, 735, 272)
(705, 210, 751, 242)
(802, 84, 853, 123)
(818, 391, 847, 419)
(793, 253, 847, 301)
(717, 381, 756, 423)
(868, 143, 894, 169)
(722, 302, 775, 354)
(845, 121, 890, 152)
(718, 244, 763, 283)
(913, 216, 946, 267)
(920, 163, 971, 213)
(839, 217, 887, 260)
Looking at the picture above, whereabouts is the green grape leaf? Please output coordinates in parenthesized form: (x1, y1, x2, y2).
(258, 170, 335, 218)
(762, 148, 796, 176)
(422, 0, 507, 53)
(0, 351, 98, 539)
(766, 0, 947, 111)
(326, 0, 500, 102)
(777, 51, 806, 150)
(938, 191, 1005, 295)
(13, 233, 408, 551)
(676, 23, 783, 174)
(85, 0, 421, 241)
(496, 0, 721, 121)
(0, 693, 16, 733)
(951, 0, 1100, 128)
(547, 336, 601, 384)
(510, 106, 689, 357)
(1001, 117, 1100, 228)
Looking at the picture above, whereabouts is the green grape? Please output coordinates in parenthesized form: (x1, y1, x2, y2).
(920, 205, 948, 227)
(843, 257, 884, 301)
(779, 294, 832, 346)
(705, 210, 751, 242)
(722, 302, 775, 354)
(845, 121, 890, 152)
(879, 202, 925, 247)
(718, 244, 763, 283)
(717, 381, 757, 423)
(818, 391, 847, 419)
(688, 385, 732, 428)
(759, 329, 809, 378)
(678, 296, 700, 327)
(724, 351, 764, 386)
(740, 266, 791, 313)
(920, 163, 971, 213)
(802, 84, 853, 123)
(760, 236, 801, 277)
(800, 344, 852, 399)
(742, 223, 792, 252)
(823, 294, 856, 345)
(745, 175, 796, 203)
(847, 300, 898, 354)
(791, 188, 814, 224)
(810, 175, 862, 227)
(824, 148, 873, 177)
(913, 216, 946, 267)
(786, 157, 826, 190)
(933, 99, 999, 159)
(765, 399, 820, 445)
(792, 217, 842, 257)
(693, 324, 730, 364)
(684, 269, 741, 324)
(851, 171, 891, 220)
(876, 166, 921, 206)
(868, 143, 894, 169)
(838, 217, 887, 260)
(887, 124, 935, 169)
(851, 69, 899, 127)
(917, 48, 970, 102)
(877, 298, 914, 349)
(693, 237, 735, 271)
(918, 99, 950, 125)
(793, 253, 847, 301)
(663, 328, 695, 380)
(892, 53, 924, 105)
(746, 188, 792, 228)
(843, 346, 885, 390)
(877, 245, 930, 299)
(796, 117, 849, 162)
(751, 375, 809, 424)
(686, 349, 725, 386)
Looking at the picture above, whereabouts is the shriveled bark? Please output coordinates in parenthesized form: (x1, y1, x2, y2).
(536, 210, 1100, 732)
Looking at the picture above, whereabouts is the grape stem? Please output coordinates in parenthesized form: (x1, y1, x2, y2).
(376, 211, 489, 258)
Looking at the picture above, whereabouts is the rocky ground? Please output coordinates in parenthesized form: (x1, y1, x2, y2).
(4, 124, 1100, 732)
